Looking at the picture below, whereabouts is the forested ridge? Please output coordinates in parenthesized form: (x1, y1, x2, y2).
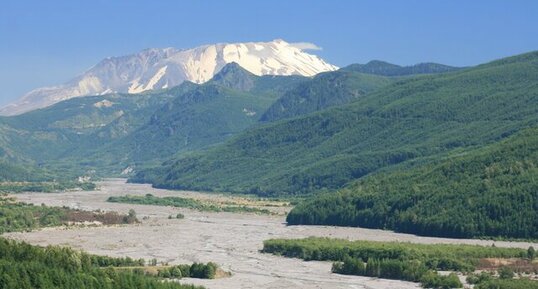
(0, 160, 95, 192)
(0, 161, 50, 182)
(260, 70, 392, 122)
(132, 50, 538, 198)
(340, 60, 460, 76)
(287, 126, 538, 239)
(0, 63, 304, 178)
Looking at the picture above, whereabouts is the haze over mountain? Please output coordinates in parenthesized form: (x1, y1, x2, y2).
(0, 39, 337, 116)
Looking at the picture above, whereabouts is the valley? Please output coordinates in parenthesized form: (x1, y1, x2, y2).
(0, 26, 538, 289)
(4, 179, 537, 289)
(3, 2, 538, 288)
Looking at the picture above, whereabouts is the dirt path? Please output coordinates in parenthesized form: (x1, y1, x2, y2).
(5, 179, 537, 289)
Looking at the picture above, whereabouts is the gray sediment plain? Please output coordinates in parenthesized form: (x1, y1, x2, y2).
(6, 179, 537, 289)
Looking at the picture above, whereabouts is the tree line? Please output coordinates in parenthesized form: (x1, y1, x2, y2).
(0, 196, 136, 234)
(262, 238, 537, 288)
(0, 238, 204, 289)
(108, 194, 271, 214)
(157, 263, 218, 279)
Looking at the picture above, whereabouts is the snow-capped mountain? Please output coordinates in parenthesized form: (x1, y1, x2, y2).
(0, 39, 337, 115)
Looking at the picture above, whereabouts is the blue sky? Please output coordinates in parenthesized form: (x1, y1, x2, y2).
(1, 0, 537, 105)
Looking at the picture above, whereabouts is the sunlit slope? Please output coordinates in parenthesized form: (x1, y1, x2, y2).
(132, 51, 538, 196)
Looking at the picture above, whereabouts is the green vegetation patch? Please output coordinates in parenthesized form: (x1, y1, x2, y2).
(157, 263, 219, 279)
(107, 194, 272, 215)
(263, 237, 536, 288)
(0, 238, 204, 289)
(0, 181, 96, 193)
(0, 160, 96, 193)
(0, 197, 136, 234)
(262, 237, 526, 272)
(474, 277, 538, 289)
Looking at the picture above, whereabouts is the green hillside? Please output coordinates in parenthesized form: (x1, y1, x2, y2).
(0, 160, 50, 182)
(341, 60, 460, 76)
(132, 51, 538, 197)
(287, 126, 538, 239)
(0, 159, 96, 192)
(78, 64, 302, 171)
(208, 62, 307, 95)
(260, 70, 392, 122)
(0, 64, 305, 176)
(89, 84, 277, 170)
(0, 90, 173, 164)
(261, 60, 461, 122)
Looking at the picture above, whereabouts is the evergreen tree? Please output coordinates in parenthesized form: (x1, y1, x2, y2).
(528, 246, 535, 261)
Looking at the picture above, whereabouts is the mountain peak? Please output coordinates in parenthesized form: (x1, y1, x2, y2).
(365, 60, 401, 68)
(0, 40, 337, 116)
(342, 60, 459, 76)
(215, 62, 252, 76)
(209, 62, 257, 91)
(271, 38, 288, 44)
